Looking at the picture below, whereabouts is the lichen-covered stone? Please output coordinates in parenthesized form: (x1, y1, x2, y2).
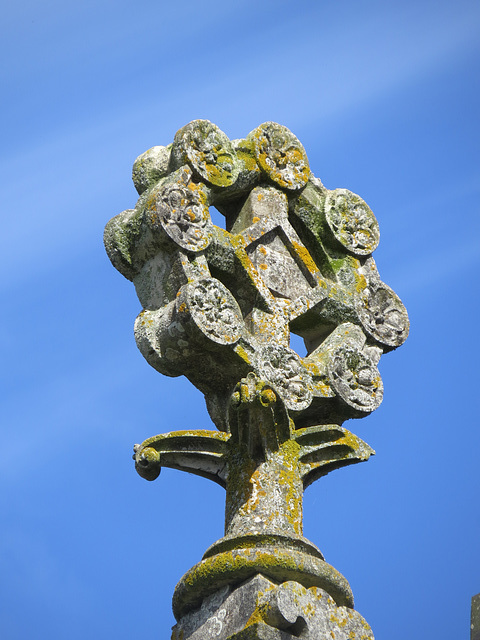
(106, 120, 410, 639)
(355, 280, 409, 349)
(173, 548, 354, 621)
(172, 120, 239, 188)
(132, 144, 172, 195)
(324, 189, 380, 256)
(143, 165, 213, 252)
(249, 122, 310, 191)
(103, 208, 139, 281)
(171, 575, 373, 639)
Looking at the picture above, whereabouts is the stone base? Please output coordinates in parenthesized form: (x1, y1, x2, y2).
(172, 540, 354, 619)
(171, 574, 374, 639)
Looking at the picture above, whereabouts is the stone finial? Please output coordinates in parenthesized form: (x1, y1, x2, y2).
(105, 120, 408, 638)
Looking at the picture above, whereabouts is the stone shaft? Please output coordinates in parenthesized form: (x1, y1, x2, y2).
(225, 443, 303, 538)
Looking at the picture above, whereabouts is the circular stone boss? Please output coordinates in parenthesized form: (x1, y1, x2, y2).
(250, 122, 310, 190)
(356, 283, 409, 349)
(132, 145, 171, 195)
(327, 344, 383, 413)
(258, 344, 313, 411)
(172, 120, 239, 188)
(325, 189, 380, 256)
(178, 278, 245, 345)
(149, 173, 212, 252)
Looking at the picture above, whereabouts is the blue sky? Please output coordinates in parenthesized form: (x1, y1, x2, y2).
(1, 1, 479, 638)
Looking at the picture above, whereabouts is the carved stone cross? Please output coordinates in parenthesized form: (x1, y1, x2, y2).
(105, 120, 408, 638)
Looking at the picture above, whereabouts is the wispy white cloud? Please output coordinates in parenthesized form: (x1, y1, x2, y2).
(2, 1, 478, 294)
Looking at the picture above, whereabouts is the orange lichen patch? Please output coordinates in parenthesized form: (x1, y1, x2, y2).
(201, 157, 236, 187)
(186, 180, 209, 206)
(229, 233, 247, 250)
(235, 151, 260, 176)
(329, 612, 348, 628)
(250, 124, 310, 190)
(312, 380, 332, 397)
(252, 216, 260, 223)
(354, 270, 367, 293)
(260, 389, 277, 405)
(291, 240, 319, 275)
(244, 607, 264, 628)
(136, 310, 155, 327)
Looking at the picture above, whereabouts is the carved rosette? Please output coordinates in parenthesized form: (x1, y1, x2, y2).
(356, 283, 409, 349)
(251, 122, 310, 190)
(258, 344, 313, 411)
(172, 120, 239, 188)
(325, 189, 380, 256)
(146, 169, 212, 252)
(177, 278, 244, 345)
(328, 344, 383, 413)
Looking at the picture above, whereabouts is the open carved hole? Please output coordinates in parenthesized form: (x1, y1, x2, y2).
(288, 615, 308, 637)
(209, 205, 225, 228)
(289, 332, 308, 357)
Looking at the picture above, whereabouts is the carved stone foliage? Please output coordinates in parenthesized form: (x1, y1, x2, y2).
(325, 189, 380, 256)
(146, 167, 213, 252)
(258, 344, 312, 411)
(356, 282, 410, 349)
(179, 278, 244, 345)
(250, 122, 310, 190)
(328, 343, 383, 413)
(172, 120, 239, 187)
(105, 119, 408, 428)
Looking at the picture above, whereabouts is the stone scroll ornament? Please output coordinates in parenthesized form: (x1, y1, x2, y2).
(105, 120, 408, 639)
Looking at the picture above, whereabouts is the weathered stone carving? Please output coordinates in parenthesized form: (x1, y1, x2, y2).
(250, 122, 310, 190)
(172, 120, 239, 187)
(172, 575, 374, 640)
(105, 120, 408, 638)
(146, 166, 213, 252)
(325, 189, 380, 256)
(258, 344, 312, 411)
(356, 282, 410, 348)
(181, 278, 244, 344)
